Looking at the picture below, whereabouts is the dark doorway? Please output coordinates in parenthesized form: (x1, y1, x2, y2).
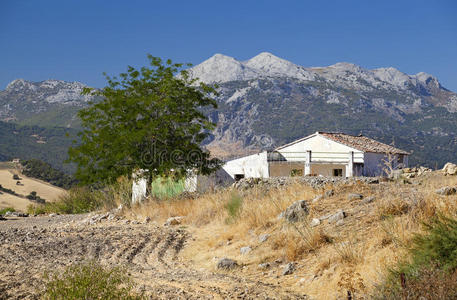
(234, 174, 245, 181)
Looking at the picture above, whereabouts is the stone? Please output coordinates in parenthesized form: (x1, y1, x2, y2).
(164, 216, 183, 226)
(240, 246, 252, 255)
(324, 189, 334, 198)
(258, 234, 270, 243)
(310, 218, 320, 227)
(144, 216, 151, 223)
(282, 262, 295, 275)
(49, 213, 58, 217)
(347, 193, 363, 200)
(217, 258, 238, 270)
(435, 187, 457, 196)
(361, 196, 376, 204)
(443, 163, 457, 176)
(312, 195, 322, 203)
(279, 200, 309, 222)
(335, 219, 345, 226)
(327, 210, 346, 223)
(107, 214, 115, 221)
(258, 262, 271, 269)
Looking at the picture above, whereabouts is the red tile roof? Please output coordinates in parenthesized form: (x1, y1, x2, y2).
(319, 132, 409, 155)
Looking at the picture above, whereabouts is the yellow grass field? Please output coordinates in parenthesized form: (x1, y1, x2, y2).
(0, 169, 66, 211)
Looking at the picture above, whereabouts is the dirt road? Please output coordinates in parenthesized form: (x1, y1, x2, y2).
(0, 214, 307, 299)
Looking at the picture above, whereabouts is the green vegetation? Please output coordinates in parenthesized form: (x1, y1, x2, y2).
(25, 191, 45, 203)
(27, 179, 132, 215)
(0, 184, 19, 196)
(27, 187, 101, 215)
(225, 192, 243, 222)
(42, 261, 142, 300)
(374, 215, 457, 299)
(21, 159, 77, 189)
(0, 207, 15, 215)
(0, 121, 78, 174)
(69, 55, 221, 187)
(150, 177, 186, 199)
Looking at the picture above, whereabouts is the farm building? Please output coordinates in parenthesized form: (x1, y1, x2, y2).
(223, 132, 409, 179)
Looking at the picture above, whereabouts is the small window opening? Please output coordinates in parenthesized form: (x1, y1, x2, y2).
(333, 169, 343, 177)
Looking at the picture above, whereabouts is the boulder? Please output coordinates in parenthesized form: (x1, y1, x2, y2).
(282, 262, 295, 275)
(347, 193, 363, 200)
(258, 234, 270, 243)
(443, 163, 457, 176)
(279, 200, 309, 222)
(217, 258, 238, 270)
(258, 262, 271, 269)
(435, 187, 457, 196)
(361, 196, 376, 204)
(164, 216, 183, 226)
(310, 218, 321, 227)
(240, 246, 252, 255)
(324, 189, 334, 198)
(327, 210, 346, 223)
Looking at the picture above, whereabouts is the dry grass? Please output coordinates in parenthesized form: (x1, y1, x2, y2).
(125, 171, 457, 299)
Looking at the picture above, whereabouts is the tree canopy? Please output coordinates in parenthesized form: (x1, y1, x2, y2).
(68, 55, 221, 185)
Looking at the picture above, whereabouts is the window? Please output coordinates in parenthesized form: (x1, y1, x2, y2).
(333, 169, 343, 177)
(234, 174, 245, 181)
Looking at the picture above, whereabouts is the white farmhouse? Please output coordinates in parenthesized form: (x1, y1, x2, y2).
(223, 132, 409, 179)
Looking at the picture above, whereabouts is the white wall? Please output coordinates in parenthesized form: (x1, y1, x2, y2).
(277, 134, 364, 163)
(222, 151, 269, 179)
(311, 164, 347, 177)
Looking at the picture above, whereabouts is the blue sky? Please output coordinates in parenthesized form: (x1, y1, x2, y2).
(1, 0, 456, 91)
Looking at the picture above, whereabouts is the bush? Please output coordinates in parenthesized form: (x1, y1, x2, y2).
(225, 192, 243, 222)
(12, 174, 20, 180)
(42, 261, 142, 300)
(0, 207, 15, 215)
(374, 215, 457, 299)
(28, 187, 102, 215)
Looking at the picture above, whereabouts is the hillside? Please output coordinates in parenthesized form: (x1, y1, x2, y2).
(0, 121, 78, 173)
(0, 165, 66, 211)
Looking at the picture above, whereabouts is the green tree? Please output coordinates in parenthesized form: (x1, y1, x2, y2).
(68, 55, 220, 187)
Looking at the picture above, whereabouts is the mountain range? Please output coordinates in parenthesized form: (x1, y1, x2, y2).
(1, 52, 457, 171)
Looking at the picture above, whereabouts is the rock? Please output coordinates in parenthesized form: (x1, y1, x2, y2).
(217, 258, 238, 270)
(443, 163, 457, 176)
(164, 216, 184, 226)
(107, 214, 115, 221)
(390, 169, 404, 180)
(335, 219, 345, 226)
(324, 189, 334, 198)
(49, 213, 58, 217)
(0, 215, 5, 220)
(258, 262, 271, 269)
(327, 210, 346, 223)
(361, 196, 376, 204)
(279, 200, 309, 222)
(310, 218, 320, 227)
(144, 216, 151, 223)
(258, 234, 270, 243)
(312, 195, 322, 203)
(435, 187, 457, 196)
(282, 262, 295, 275)
(347, 193, 363, 200)
(240, 246, 252, 255)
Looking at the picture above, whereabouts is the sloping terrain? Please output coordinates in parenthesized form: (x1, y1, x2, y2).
(0, 169, 66, 211)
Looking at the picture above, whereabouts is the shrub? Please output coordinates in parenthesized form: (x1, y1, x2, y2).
(0, 207, 15, 215)
(225, 192, 243, 222)
(12, 174, 20, 180)
(28, 187, 102, 215)
(374, 214, 457, 299)
(42, 261, 142, 300)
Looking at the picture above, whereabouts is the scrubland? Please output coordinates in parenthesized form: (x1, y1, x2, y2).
(124, 172, 457, 299)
